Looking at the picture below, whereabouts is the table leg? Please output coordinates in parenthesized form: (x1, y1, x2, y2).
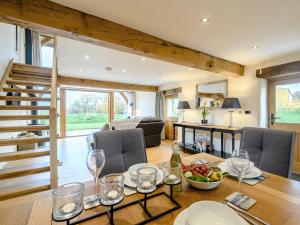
(193, 129, 196, 149)
(210, 131, 214, 152)
(232, 134, 235, 152)
(173, 126, 176, 140)
(221, 132, 224, 158)
(182, 127, 186, 152)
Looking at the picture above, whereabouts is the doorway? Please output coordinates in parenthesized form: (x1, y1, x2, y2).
(268, 78, 300, 173)
(165, 95, 178, 140)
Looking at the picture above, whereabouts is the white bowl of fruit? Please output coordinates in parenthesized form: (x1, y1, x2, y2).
(182, 162, 228, 190)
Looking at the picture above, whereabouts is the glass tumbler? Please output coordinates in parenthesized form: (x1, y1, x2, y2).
(136, 167, 157, 194)
(163, 161, 181, 185)
(100, 174, 125, 206)
(52, 182, 84, 221)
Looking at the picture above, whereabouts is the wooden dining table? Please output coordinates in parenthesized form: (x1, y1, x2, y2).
(1, 153, 300, 225)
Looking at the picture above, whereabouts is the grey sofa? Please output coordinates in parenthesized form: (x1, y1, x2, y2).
(136, 117, 165, 148)
(93, 128, 147, 176)
(240, 127, 295, 178)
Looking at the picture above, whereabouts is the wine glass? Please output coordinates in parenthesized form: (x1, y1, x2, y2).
(231, 149, 250, 193)
(196, 134, 207, 152)
(86, 149, 105, 194)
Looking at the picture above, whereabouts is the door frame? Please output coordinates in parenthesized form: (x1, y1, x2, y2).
(164, 94, 179, 140)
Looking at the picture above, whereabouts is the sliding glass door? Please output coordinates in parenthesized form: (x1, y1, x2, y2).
(66, 90, 109, 136)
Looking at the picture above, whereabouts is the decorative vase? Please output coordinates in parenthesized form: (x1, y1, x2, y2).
(201, 119, 208, 124)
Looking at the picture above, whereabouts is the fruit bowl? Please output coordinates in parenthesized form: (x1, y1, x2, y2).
(184, 176, 224, 190)
(182, 162, 227, 190)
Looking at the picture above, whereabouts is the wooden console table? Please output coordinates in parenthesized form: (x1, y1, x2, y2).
(173, 122, 243, 158)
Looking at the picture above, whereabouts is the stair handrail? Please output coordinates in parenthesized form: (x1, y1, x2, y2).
(49, 37, 58, 188)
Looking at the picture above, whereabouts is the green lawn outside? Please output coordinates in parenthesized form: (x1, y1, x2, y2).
(66, 113, 127, 131)
(276, 107, 300, 123)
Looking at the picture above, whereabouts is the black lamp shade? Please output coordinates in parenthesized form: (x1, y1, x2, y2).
(177, 101, 190, 109)
(221, 98, 241, 109)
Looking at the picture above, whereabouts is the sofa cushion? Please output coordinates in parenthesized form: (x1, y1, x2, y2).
(140, 117, 162, 123)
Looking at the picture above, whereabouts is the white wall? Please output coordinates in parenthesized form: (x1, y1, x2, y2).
(159, 50, 300, 153)
(0, 23, 25, 157)
(135, 91, 156, 117)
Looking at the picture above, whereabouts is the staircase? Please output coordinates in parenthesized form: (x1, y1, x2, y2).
(0, 61, 58, 200)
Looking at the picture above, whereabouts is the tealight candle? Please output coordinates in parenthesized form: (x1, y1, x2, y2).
(168, 174, 177, 181)
(142, 181, 152, 189)
(61, 203, 76, 214)
(107, 190, 118, 200)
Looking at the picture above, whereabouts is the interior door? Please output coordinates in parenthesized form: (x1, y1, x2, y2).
(268, 78, 300, 173)
(165, 95, 178, 140)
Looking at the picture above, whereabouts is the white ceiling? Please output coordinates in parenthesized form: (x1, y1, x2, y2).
(57, 37, 227, 86)
(51, 0, 300, 66)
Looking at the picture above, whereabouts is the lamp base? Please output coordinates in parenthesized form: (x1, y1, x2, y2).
(228, 111, 234, 128)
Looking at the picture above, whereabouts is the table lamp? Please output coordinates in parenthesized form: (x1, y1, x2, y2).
(177, 101, 190, 122)
(221, 98, 241, 128)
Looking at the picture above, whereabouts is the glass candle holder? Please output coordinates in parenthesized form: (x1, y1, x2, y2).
(52, 182, 84, 221)
(163, 161, 181, 185)
(136, 167, 157, 193)
(100, 174, 125, 206)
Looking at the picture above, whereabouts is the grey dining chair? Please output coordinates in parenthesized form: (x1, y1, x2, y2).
(92, 128, 147, 176)
(240, 127, 295, 178)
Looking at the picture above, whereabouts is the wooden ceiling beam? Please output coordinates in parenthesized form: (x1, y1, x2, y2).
(57, 76, 158, 92)
(0, 0, 244, 77)
(256, 60, 300, 80)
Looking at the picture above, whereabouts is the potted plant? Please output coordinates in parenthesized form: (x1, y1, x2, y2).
(201, 104, 209, 124)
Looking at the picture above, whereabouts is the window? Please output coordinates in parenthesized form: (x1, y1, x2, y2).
(275, 83, 300, 123)
(167, 97, 178, 118)
(114, 92, 129, 120)
(41, 45, 53, 68)
(66, 90, 109, 136)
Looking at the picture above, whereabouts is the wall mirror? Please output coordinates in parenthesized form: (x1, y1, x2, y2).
(195, 79, 228, 108)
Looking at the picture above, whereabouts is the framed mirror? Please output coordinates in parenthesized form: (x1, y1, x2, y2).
(195, 79, 228, 108)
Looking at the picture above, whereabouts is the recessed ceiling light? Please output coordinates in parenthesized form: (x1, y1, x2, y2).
(79, 68, 83, 72)
(122, 69, 127, 73)
(142, 57, 146, 61)
(252, 45, 259, 50)
(84, 55, 90, 60)
(201, 17, 209, 23)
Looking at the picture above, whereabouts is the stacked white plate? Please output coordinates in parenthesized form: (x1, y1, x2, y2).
(123, 163, 163, 188)
(174, 201, 249, 225)
(218, 159, 262, 179)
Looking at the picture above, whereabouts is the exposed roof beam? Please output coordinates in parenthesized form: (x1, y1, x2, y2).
(256, 60, 300, 80)
(57, 76, 158, 92)
(0, 0, 244, 77)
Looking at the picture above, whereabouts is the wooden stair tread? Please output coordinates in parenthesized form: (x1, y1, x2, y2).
(0, 125, 49, 132)
(0, 149, 50, 162)
(0, 115, 49, 120)
(6, 79, 51, 87)
(9, 74, 51, 82)
(0, 162, 50, 180)
(12, 63, 51, 75)
(0, 136, 50, 146)
(2, 87, 51, 94)
(0, 179, 51, 200)
(0, 96, 51, 102)
(0, 105, 50, 110)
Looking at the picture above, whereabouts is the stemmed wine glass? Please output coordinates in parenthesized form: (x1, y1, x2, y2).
(86, 149, 105, 196)
(231, 149, 250, 193)
(195, 134, 207, 152)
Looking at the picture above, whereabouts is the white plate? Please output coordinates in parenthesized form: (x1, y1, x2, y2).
(123, 169, 163, 188)
(186, 201, 249, 225)
(225, 158, 254, 172)
(128, 163, 159, 180)
(218, 162, 262, 179)
(173, 208, 189, 225)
